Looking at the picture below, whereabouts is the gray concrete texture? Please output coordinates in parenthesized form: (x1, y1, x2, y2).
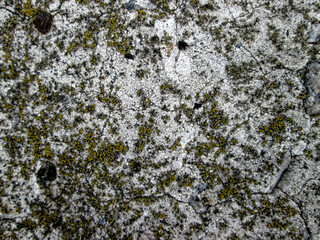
(0, 0, 320, 239)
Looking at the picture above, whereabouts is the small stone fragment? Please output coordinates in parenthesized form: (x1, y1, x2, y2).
(34, 10, 53, 34)
(265, 149, 291, 194)
(194, 182, 207, 194)
(188, 183, 208, 213)
(125, 0, 156, 10)
(304, 62, 320, 115)
(97, 217, 107, 226)
(124, 0, 136, 9)
(307, 24, 320, 43)
(235, 43, 242, 48)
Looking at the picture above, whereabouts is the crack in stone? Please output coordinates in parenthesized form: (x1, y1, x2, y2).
(278, 187, 312, 240)
(265, 148, 292, 194)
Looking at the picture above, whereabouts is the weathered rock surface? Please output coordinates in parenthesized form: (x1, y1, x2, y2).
(0, 0, 319, 239)
(307, 24, 320, 43)
(305, 62, 320, 115)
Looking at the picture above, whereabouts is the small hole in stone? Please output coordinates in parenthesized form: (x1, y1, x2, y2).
(36, 162, 57, 185)
(194, 103, 202, 109)
(34, 10, 53, 34)
(125, 53, 134, 60)
(178, 40, 188, 50)
(132, 162, 141, 173)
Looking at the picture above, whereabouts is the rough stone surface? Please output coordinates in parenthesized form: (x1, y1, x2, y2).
(0, 0, 320, 239)
(307, 24, 320, 43)
(305, 62, 320, 116)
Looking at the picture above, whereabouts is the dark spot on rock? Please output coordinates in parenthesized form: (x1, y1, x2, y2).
(178, 40, 188, 50)
(36, 162, 57, 185)
(34, 10, 53, 34)
(132, 161, 141, 173)
(153, 48, 159, 54)
(125, 53, 134, 60)
(54, 93, 67, 103)
(235, 43, 242, 48)
(194, 103, 202, 109)
(150, 35, 160, 44)
(142, 47, 150, 56)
